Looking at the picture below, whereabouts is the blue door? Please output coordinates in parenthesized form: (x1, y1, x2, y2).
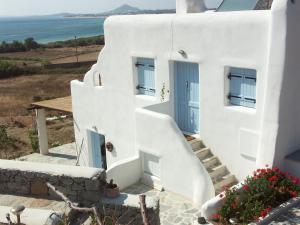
(175, 62, 200, 134)
(90, 131, 105, 168)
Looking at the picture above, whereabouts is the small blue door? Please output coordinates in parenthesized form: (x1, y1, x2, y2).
(175, 62, 200, 134)
(90, 131, 105, 168)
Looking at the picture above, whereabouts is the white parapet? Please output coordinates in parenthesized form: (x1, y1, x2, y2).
(176, 0, 207, 14)
(36, 109, 49, 155)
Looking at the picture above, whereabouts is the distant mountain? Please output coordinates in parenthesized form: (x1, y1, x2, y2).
(63, 4, 175, 18)
(105, 4, 141, 15)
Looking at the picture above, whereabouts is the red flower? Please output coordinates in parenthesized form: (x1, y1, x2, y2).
(292, 177, 299, 185)
(243, 185, 249, 191)
(231, 202, 237, 209)
(261, 210, 268, 218)
(268, 176, 278, 182)
(272, 167, 280, 173)
(260, 207, 272, 218)
(212, 213, 221, 220)
(289, 191, 298, 198)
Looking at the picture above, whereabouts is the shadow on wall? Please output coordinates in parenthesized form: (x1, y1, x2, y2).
(274, 0, 300, 168)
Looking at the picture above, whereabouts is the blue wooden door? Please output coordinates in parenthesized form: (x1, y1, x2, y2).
(175, 62, 200, 134)
(90, 132, 104, 168)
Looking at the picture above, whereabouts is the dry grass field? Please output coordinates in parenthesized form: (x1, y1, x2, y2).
(0, 45, 102, 159)
(0, 74, 82, 159)
(0, 45, 102, 66)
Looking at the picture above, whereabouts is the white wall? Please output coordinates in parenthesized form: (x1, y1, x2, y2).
(136, 103, 215, 205)
(71, 0, 300, 204)
(258, 0, 300, 174)
(106, 156, 142, 190)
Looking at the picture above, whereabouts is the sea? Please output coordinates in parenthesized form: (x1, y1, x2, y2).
(0, 16, 105, 44)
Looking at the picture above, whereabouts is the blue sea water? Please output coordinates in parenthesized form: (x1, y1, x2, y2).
(0, 16, 105, 43)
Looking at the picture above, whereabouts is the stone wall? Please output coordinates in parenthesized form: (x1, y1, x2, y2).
(0, 160, 106, 206)
(0, 160, 160, 224)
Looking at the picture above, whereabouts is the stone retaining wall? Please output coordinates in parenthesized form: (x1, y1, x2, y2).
(0, 160, 106, 206)
(0, 160, 161, 224)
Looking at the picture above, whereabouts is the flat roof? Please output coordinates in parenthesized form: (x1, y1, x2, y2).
(31, 96, 72, 113)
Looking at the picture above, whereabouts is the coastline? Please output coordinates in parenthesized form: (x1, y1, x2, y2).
(64, 16, 107, 19)
(0, 16, 105, 44)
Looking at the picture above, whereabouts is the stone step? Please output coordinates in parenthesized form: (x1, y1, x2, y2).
(189, 139, 205, 151)
(195, 147, 211, 160)
(202, 156, 220, 169)
(215, 181, 239, 195)
(213, 174, 237, 191)
(209, 165, 228, 180)
(189, 138, 238, 196)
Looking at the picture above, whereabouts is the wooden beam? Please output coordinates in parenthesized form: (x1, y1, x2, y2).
(139, 195, 150, 225)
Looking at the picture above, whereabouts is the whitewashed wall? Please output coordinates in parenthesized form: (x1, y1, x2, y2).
(71, 0, 300, 204)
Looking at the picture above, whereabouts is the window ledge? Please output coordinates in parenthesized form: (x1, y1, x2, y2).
(135, 94, 157, 101)
(225, 105, 256, 114)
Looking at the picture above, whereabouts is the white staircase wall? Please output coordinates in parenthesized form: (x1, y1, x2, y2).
(135, 103, 215, 206)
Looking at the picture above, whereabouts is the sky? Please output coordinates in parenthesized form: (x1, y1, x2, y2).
(0, 0, 222, 17)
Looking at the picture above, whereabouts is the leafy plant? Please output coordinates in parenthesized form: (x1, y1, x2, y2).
(213, 166, 300, 224)
(106, 179, 118, 189)
(0, 60, 40, 79)
(28, 129, 39, 152)
(0, 125, 15, 150)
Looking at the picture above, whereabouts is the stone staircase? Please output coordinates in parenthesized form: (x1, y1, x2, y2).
(188, 138, 238, 194)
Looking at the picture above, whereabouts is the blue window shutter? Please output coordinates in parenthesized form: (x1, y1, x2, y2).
(229, 67, 256, 108)
(137, 58, 155, 96)
(243, 69, 256, 108)
(229, 68, 243, 106)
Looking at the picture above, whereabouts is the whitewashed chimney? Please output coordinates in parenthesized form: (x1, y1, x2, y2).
(176, 0, 207, 14)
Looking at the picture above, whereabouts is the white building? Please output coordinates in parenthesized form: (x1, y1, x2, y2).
(70, 0, 300, 206)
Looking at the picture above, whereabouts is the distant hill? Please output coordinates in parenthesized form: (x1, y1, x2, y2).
(63, 4, 175, 18)
(106, 4, 141, 15)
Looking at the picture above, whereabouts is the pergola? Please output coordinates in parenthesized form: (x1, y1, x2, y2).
(30, 96, 72, 155)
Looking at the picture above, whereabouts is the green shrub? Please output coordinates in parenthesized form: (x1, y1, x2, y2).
(0, 37, 40, 53)
(45, 35, 105, 48)
(28, 130, 39, 153)
(0, 125, 15, 150)
(0, 60, 40, 79)
(213, 166, 300, 224)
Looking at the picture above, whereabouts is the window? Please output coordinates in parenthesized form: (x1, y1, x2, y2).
(228, 67, 257, 108)
(136, 58, 155, 96)
(93, 71, 102, 86)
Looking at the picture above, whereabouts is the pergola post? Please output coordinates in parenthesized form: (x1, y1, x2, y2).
(35, 109, 49, 155)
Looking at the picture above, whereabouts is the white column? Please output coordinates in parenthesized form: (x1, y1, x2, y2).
(36, 109, 49, 155)
(176, 0, 207, 14)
